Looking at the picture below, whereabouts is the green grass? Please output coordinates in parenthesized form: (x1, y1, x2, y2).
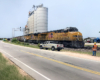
(4, 41, 39, 49)
(0, 53, 34, 80)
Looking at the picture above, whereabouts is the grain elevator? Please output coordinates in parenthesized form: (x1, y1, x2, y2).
(25, 4, 48, 34)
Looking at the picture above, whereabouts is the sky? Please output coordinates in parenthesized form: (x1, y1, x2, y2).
(0, 0, 100, 38)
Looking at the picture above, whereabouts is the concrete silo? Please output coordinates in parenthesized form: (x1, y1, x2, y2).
(25, 4, 48, 34)
(34, 10, 37, 33)
(27, 11, 34, 34)
(34, 4, 48, 33)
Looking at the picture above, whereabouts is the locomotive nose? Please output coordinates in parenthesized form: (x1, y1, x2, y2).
(71, 32, 83, 41)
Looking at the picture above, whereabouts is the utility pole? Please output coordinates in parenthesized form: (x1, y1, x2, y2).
(12, 28, 13, 38)
(12, 27, 21, 38)
(23, 28, 26, 42)
(20, 27, 21, 31)
(12, 28, 15, 38)
(12, 27, 26, 43)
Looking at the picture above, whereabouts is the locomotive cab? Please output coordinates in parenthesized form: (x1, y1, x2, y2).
(63, 27, 84, 48)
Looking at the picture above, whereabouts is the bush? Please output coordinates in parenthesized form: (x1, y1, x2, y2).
(11, 38, 18, 43)
(38, 43, 40, 47)
(20, 42, 24, 45)
(25, 43, 29, 45)
(5, 40, 8, 42)
(16, 41, 20, 44)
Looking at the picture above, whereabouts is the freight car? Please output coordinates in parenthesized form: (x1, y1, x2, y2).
(23, 27, 84, 48)
(15, 36, 24, 42)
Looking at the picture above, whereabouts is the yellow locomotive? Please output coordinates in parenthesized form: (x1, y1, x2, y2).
(24, 27, 84, 48)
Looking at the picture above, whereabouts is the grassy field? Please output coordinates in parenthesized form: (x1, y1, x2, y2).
(0, 53, 34, 80)
(4, 41, 39, 49)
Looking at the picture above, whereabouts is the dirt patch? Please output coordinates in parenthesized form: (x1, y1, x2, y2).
(64, 48, 100, 52)
(59, 51, 100, 61)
